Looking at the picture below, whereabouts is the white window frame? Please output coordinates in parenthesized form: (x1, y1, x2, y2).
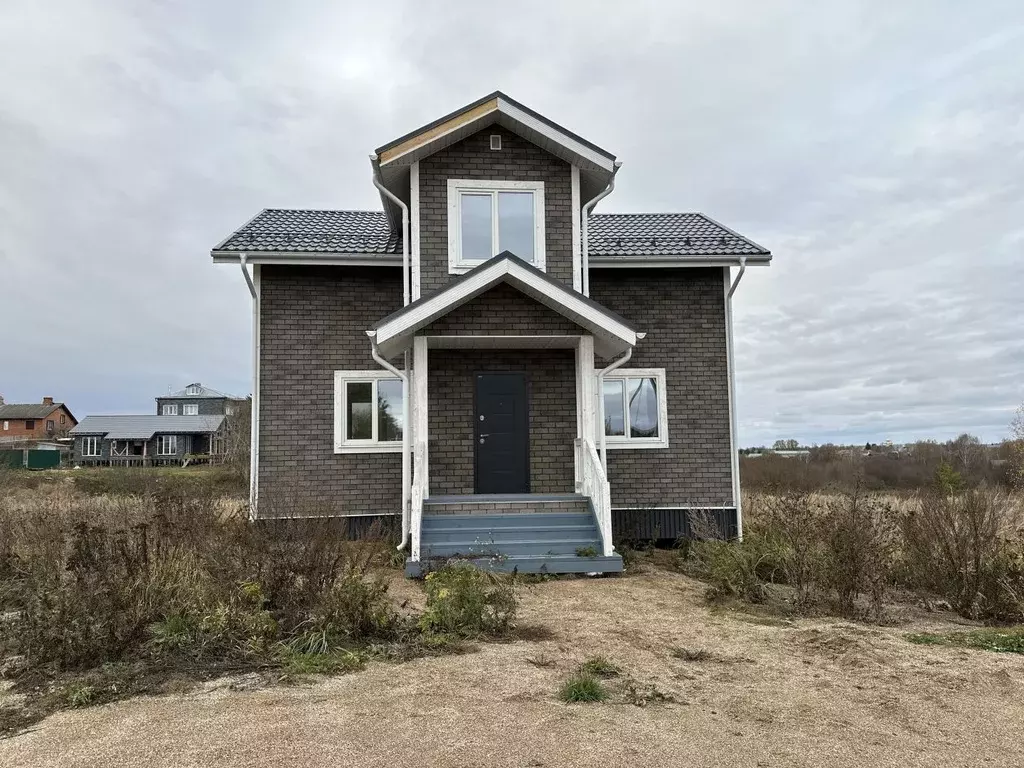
(82, 436, 100, 457)
(110, 440, 129, 457)
(447, 179, 546, 274)
(334, 370, 404, 454)
(598, 368, 670, 450)
(162, 404, 178, 415)
(2, 421, 7, 431)
(157, 434, 177, 456)
(186, 385, 200, 395)
(183, 403, 199, 415)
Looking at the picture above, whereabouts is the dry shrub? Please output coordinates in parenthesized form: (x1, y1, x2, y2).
(419, 562, 517, 637)
(0, 485, 399, 669)
(901, 490, 1024, 622)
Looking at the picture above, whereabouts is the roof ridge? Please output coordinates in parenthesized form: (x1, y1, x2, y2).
(261, 208, 385, 215)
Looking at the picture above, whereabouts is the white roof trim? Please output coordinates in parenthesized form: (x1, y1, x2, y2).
(373, 257, 637, 359)
(212, 251, 402, 266)
(496, 97, 614, 173)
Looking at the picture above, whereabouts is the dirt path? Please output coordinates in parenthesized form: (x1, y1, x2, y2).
(2, 568, 1022, 768)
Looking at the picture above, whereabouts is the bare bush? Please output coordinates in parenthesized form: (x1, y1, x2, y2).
(901, 490, 1024, 622)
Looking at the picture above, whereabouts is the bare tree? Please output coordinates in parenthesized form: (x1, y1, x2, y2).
(947, 433, 984, 479)
(1011, 405, 1024, 490)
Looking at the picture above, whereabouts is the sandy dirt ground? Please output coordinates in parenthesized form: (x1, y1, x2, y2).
(1, 567, 1022, 768)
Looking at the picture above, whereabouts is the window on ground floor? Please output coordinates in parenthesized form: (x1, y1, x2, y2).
(157, 435, 178, 455)
(447, 179, 546, 272)
(334, 370, 404, 453)
(598, 368, 669, 449)
(82, 436, 100, 457)
(25, 420, 35, 430)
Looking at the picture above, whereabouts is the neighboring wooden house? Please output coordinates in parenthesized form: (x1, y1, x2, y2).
(212, 92, 772, 575)
(156, 383, 246, 416)
(0, 395, 77, 443)
(69, 415, 226, 465)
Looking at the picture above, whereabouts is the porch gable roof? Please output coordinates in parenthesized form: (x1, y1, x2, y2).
(369, 253, 639, 358)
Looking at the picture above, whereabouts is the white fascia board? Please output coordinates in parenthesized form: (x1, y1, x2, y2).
(212, 251, 402, 266)
(497, 97, 615, 172)
(374, 259, 636, 357)
(589, 255, 771, 268)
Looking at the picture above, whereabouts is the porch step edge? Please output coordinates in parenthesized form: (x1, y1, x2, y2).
(424, 493, 586, 504)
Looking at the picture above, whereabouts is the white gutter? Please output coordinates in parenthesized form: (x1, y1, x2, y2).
(367, 331, 411, 550)
(580, 161, 622, 296)
(239, 254, 259, 519)
(370, 154, 410, 305)
(726, 257, 747, 538)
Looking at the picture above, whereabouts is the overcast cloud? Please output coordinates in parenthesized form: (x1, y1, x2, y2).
(1, 1, 1021, 446)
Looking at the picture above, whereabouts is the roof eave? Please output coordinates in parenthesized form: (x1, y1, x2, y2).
(211, 250, 403, 266)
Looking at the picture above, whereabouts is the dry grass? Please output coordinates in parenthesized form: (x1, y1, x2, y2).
(2, 569, 1023, 767)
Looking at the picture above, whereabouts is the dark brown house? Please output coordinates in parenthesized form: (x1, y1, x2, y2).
(212, 92, 772, 575)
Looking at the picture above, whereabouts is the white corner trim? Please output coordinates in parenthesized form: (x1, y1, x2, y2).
(597, 367, 669, 450)
(723, 266, 742, 534)
(250, 264, 261, 517)
(410, 161, 421, 301)
(373, 258, 637, 357)
(446, 179, 546, 274)
(333, 369, 405, 454)
(570, 165, 582, 292)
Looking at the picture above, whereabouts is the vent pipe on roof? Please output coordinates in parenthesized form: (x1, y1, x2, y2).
(580, 161, 622, 297)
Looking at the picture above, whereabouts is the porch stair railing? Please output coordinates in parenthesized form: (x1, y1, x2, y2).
(575, 438, 614, 556)
(410, 441, 426, 562)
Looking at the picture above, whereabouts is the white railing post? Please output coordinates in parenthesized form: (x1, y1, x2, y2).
(575, 438, 615, 557)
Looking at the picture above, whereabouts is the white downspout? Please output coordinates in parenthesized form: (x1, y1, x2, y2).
(596, 342, 640, 473)
(370, 156, 413, 550)
(239, 254, 258, 519)
(581, 161, 622, 296)
(367, 331, 411, 551)
(726, 257, 747, 538)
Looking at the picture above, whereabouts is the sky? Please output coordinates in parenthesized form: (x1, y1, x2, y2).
(1, 1, 1022, 446)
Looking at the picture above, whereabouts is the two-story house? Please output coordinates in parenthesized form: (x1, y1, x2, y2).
(156, 383, 247, 416)
(0, 395, 77, 443)
(212, 92, 772, 575)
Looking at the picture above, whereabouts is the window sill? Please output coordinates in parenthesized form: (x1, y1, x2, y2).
(335, 443, 404, 455)
(448, 258, 545, 275)
(603, 440, 669, 450)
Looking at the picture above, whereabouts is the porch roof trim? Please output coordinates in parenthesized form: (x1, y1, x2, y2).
(369, 252, 639, 358)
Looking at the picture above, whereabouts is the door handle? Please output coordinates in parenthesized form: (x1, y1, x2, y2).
(479, 434, 489, 437)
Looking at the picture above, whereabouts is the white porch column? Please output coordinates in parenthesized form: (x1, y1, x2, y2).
(574, 335, 596, 490)
(413, 335, 429, 496)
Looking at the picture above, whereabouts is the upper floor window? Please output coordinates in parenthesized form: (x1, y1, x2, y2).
(447, 179, 546, 274)
(60, 413, 66, 424)
(162, 404, 178, 415)
(183, 403, 199, 415)
(599, 368, 669, 450)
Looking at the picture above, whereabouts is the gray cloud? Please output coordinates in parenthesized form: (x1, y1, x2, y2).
(0, 0, 1021, 444)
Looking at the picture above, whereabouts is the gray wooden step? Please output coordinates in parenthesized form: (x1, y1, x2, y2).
(406, 553, 623, 577)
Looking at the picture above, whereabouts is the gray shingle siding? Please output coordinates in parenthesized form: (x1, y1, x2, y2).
(73, 434, 199, 463)
(418, 127, 574, 296)
(427, 349, 576, 496)
(257, 265, 403, 517)
(590, 267, 734, 509)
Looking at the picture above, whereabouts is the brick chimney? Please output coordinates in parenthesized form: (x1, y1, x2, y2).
(42, 396, 54, 406)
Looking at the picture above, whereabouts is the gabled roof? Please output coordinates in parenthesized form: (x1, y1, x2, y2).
(159, 383, 244, 400)
(211, 209, 768, 264)
(0, 403, 64, 419)
(371, 252, 639, 358)
(71, 415, 225, 440)
(375, 91, 616, 172)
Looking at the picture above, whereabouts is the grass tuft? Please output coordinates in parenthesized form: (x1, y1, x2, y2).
(559, 670, 607, 703)
(670, 646, 712, 662)
(579, 655, 620, 677)
(907, 628, 1024, 654)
